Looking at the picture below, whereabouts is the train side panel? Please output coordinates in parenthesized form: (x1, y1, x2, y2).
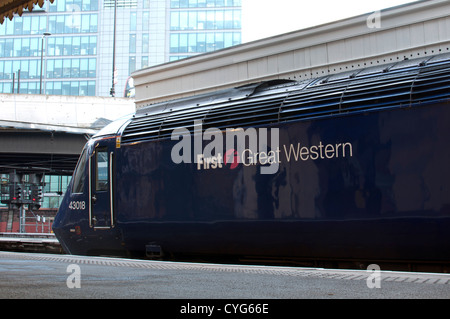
(115, 101, 450, 261)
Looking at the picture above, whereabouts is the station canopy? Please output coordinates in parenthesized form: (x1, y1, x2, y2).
(0, 0, 54, 24)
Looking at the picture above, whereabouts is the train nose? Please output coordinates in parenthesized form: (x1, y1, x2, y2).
(52, 209, 69, 252)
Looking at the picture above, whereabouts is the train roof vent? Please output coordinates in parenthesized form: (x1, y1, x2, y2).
(202, 91, 287, 131)
(250, 79, 298, 94)
(321, 71, 356, 84)
(280, 69, 419, 121)
(280, 82, 346, 122)
(121, 53, 450, 144)
(411, 62, 450, 103)
(426, 52, 450, 65)
(388, 57, 425, 72)
(122, 83, 282, 144)
(158, 105, 211, 139)
(340, 71, 417, 111)
(120, 109, 172, 144)
(353, 63, 394, 78)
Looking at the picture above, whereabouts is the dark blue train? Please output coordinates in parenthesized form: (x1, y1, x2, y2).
(53, 53, 450, 268)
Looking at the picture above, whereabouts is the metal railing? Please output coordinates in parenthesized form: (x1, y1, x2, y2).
(20, 214, 54, 233)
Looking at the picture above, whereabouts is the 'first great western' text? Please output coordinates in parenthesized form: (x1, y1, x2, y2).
(171, 121, 353, 175)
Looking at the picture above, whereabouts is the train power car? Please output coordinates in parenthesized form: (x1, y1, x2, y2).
(53, 53, 450, 268)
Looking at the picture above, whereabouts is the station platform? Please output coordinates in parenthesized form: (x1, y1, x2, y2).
(0, 251, 449, 301)
(0, 233, 62, 254)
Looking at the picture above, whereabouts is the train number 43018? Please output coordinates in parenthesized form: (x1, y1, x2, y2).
(69, 201, 86, 210)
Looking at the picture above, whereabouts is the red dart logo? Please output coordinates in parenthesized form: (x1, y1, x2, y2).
(224, 149, 239, 169)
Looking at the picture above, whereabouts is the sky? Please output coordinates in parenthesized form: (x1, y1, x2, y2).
(242, 0, 420, 42)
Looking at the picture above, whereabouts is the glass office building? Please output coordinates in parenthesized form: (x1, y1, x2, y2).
(169, 0, 242, 61)
(0, 0, 242, 97)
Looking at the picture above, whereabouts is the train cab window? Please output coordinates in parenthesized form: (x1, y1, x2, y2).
(96, 150, 108, 192)
(72, 148, 87, 194)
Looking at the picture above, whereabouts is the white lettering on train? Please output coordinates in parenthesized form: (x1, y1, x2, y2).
(171, 120, 353, 174)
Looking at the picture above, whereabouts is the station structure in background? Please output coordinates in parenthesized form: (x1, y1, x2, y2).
(1, 171, 44, 233)
(0, 94, 134, 233)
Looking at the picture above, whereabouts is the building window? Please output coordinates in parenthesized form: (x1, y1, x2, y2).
(171, 12, 179, 30)
(46, 58, 96, 78)
(129, 56, 136, 74)
(103, 0, 137, 8)
(170, 34, 179, 53)
(171, 0, 240, 8)
(83, 0, 99, 11)
(170, 31, 240, 54)
(43, 175, 71, 209)
(179, 33, 188, 52)
(130, 12, 137, 31)
(142, 56, 149, 68)
(142, 34, 149, 54)
(49, 0, 99, 12)
(45, 80, 95, 96)
(142, 11, 149, 31)
(129, 34, 136, 54)
(170, 9, 241, 30)
(29, 60, 39, 78)
(49, 13, 98, 34)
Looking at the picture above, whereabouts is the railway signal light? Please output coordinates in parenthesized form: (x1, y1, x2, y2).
(14, 184, 22, 201)
(30, 185, 43, 211)
(10, 183, 23, 209)
(29, 173, 44, 211)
